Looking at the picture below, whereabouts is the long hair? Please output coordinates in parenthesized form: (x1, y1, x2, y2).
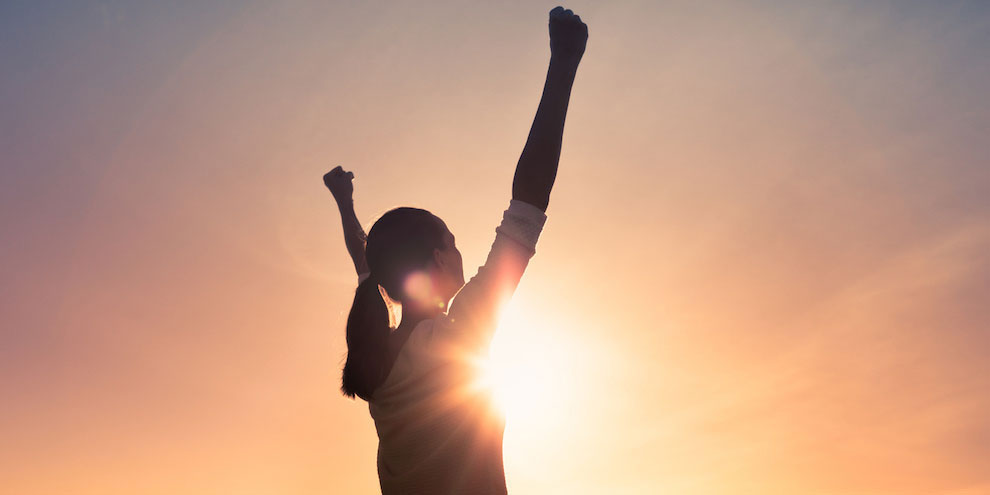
(341, 207, 446, 400)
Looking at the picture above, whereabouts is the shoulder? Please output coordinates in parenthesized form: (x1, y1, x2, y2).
(402, 315, 477, 360)
(397, 318, 450, 363)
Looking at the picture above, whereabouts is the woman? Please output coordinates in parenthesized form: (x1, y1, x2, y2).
(323, 7, 587, 494)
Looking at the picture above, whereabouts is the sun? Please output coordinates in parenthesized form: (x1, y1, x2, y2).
(477, 299, 574, 425)
(470, 296, 594, 475)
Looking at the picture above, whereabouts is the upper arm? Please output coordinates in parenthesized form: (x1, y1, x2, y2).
(444, 200, 547, 347)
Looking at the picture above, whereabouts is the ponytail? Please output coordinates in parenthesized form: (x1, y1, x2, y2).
(340, 206, 446, 400)
(341, 275, 391, 400)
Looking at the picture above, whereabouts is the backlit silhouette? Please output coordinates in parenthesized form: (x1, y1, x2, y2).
(323, 6, 587, 494)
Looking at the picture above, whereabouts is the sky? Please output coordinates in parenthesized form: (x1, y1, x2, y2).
(2, 1, 989, 493)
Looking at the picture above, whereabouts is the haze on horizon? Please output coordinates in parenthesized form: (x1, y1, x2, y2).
(2, 1, 989, 493)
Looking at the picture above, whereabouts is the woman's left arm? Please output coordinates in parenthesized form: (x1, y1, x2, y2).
(443, 7, 585, 348)
(324, 166, 370, 276)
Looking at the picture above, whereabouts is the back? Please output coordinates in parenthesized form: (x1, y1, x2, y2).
(370, 318, 506, 495)
(369, 200, 547, 495)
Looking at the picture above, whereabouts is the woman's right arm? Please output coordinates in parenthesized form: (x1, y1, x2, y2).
(323, 166, 370, 277)
(443, 7, 587, 347)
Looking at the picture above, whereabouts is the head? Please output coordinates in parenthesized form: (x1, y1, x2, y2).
(341, 207, 463, 400)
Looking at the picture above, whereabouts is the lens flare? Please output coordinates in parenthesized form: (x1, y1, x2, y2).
(402, 270, 433, 307)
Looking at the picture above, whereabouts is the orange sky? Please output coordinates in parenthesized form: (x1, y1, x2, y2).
(2, 1, 989, 493)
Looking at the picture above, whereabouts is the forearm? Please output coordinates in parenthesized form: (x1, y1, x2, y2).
(511, 59, 578, 212)
(335, 199, 370, 275)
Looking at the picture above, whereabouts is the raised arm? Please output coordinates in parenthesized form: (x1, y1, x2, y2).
(323, 166, 370, 276)
(443, 7, 587, 348)
(512, 6, 588, 212)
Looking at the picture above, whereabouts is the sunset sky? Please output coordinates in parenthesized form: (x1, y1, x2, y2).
(2, 1, 989, 493)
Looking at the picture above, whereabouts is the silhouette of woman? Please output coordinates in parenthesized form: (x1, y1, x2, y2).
(323, 7, 587, 494)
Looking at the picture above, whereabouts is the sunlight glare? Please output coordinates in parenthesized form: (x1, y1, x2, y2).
(480, 299, 576, 429)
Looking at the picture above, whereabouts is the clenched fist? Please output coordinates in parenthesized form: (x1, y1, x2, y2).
(323, 165, 355, 203)
(549, 6, 588, 68)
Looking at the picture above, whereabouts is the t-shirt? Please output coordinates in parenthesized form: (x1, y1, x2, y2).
(365, 200, 547, 495)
